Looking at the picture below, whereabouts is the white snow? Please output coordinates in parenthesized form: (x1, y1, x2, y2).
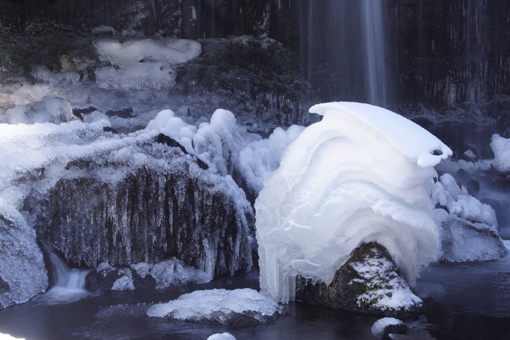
(490, 134, 510, 172)
(371, 317, 404, 336)
(256, 102, 450, 303)
(207, 333, 236, 340)
(94, 38, 201, 90)
(147, 288, 284, 324)
(352, 257, 423, 311)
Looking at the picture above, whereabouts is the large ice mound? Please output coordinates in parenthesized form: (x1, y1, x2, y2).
(256, 102, 452, 303)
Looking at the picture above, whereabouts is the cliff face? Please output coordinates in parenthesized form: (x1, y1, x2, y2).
(385, 0, 510, 109)
(2, 0, 509, 112)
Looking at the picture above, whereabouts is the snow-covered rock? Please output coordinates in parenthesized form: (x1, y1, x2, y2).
(0, 203, 47, 309)
(296, 243, 424, 317)
(490, 134, 510, 172)
(256, 102, 451, 304)
(147, 288, 285, 325)
(430, 173, 507, 262)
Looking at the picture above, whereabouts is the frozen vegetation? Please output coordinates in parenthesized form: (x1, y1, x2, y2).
(147, 288, 285, 324)
(256, 102, 452, 304)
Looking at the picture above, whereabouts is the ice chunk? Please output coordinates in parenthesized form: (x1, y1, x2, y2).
(5, 95, 77, 125)
(429, 173, 497, 227)
(371, 317, 404, 336)
(490, 134, 510, 172)
(256, 102, 451, 303)
(207, 333, 236, 340)
(147, 288, 285, 324)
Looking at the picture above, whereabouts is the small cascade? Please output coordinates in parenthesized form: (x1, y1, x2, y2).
(40, 241, 91, 304)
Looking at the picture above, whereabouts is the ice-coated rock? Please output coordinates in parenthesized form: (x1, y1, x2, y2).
(371, 317, 404, 336)
(434, 209, 508, 262)
(147, 288, 285, 325)
(256, 102, 451, 303)
(25, 138, 253, 278)
(0, 203, 47, 309)
(296, 243, 424, 317)
(429, 173, 508, 262)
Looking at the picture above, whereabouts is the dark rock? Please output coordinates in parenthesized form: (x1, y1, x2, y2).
(132, 270, 156, 290)
(24, 142, 252, 279)
(296, 242, 424, 318)
(382, 323, 409, 340)
(464, 179, 480, 196)
(154, 133, 208, 170)
(103, 126, 118, 134)
(85, 266, 121, 292)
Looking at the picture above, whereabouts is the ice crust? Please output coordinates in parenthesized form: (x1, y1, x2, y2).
(147, 288, 285, 324)
(256, 102, 451, 303)
(207, 333, 236, 340)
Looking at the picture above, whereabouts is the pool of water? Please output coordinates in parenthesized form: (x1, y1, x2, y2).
(1, 258, 510, 340)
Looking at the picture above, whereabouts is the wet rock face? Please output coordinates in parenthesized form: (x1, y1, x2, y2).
(23, 142, 253, 279)
(295, 243, 424, 318)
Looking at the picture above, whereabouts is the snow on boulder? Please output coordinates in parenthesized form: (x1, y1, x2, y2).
(256, 102, 452, 303)
(147, 288, 285, 325)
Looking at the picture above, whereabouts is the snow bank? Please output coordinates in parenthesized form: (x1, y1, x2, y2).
(94, 38, 201, 90)
(147, 288, 285, 324)
(256, 102, 451, 303)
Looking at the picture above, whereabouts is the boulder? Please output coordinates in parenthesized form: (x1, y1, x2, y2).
(0, 209, 48, 309)
(295, 243, 424, 317)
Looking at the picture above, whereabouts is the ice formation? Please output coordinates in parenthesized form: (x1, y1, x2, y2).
(94, 38, 201, 90)
(490, 134, 510, 172)
(256, 102, 452, 303)
(147, 288, 285, 324)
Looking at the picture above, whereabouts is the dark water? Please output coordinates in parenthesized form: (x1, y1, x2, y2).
(2, 259, 510, 340)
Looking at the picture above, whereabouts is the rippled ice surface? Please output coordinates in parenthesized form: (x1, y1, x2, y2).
(2, 259, 510, 340)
